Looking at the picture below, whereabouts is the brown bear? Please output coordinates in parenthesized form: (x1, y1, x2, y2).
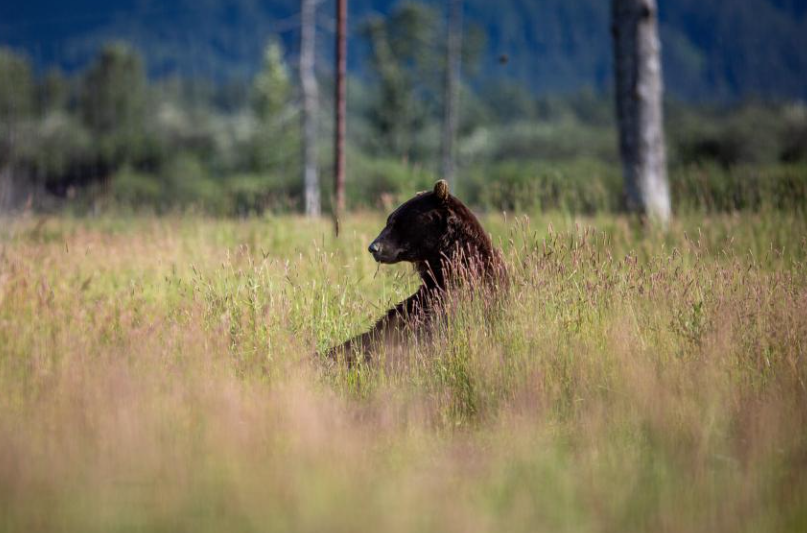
(326, 180, 504, 364)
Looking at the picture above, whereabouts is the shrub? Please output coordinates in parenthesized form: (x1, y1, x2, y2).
(346, 155, 436, 209)
(110, 167, 163, 208)
(671, 164, 807, 212)
(224, 173, 302, 215)
(464, 159, 622, 214)
(671, 104, 787, 167)
(160, 154, 228, 213)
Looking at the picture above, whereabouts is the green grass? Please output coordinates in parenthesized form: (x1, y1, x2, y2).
(0, 211, 805, 532)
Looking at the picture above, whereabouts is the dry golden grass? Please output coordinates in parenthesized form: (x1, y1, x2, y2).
(0, 211, 805, 532)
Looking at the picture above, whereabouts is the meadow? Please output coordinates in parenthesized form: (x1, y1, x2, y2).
(0, 210, 805, 532)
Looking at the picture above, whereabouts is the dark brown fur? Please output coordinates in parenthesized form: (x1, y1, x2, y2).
(326, 180, 504, 364)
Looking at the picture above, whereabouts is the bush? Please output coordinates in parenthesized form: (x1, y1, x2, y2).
(110, 163, 306, 216)
(670, 104, 788, 167)
(160, 154, 228, 213)
(671, 164, 807, 212)
(110, 168, 163, 208)
(464, 159, 622, 214)
(109, 155, 226, 214)
(484, 121, 618, 165)
(346, 155, 436, 209)
(224, 173, 302, 215)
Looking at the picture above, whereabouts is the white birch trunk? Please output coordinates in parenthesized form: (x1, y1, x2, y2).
(612, 0, 671, 225)
(300, 0, 320, 217)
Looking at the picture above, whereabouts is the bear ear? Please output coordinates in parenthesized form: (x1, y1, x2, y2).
(434, 180, 450, 201)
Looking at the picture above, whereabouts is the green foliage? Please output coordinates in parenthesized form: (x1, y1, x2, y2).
(782, 105, 807, 163)
(80, 43, 148, 167)
(360, 1, 488, 162)
(0, 47, 34, 122)
(249, 41, 299, 178)
(252, 42, 292, 122)
(1, 20, 806, 217)
(670, 103, 792, 167)
(110, 167, 164, 208)
(110, 165, 304, 216)
(361, 3, 441, 159)
(464, 160, 622, 214)
(481, 120, 618, 164)
(28, 113, 94, 179)
(5, 0, 807, 101)
(37, 68, 70, 114)
(109, 155, 223, 213)
(160, 154, 224, 211)
(672, 164, 807, 212)
(224, 172, 302, 215)
(347, 154, 436, 208)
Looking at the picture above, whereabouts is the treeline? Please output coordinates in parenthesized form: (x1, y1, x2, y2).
(1, 2, 806, 215)
(5, 0, 807, 101)
(0, 41, 303, 214)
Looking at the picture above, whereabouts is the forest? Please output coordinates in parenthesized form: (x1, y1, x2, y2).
(1, 0, 806, 215)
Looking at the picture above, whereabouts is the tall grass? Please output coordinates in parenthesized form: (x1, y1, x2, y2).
(0, 212, 805, 532)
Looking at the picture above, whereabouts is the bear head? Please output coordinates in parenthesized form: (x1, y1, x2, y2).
(368, 179, 462, 265)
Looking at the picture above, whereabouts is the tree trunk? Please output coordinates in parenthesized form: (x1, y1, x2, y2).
(0, 167, 13, 214)
(612, 0, 671, 225)
(440, 0, 463, 188)
(300, 0, 320, 217)
(333, 0, 347, 235)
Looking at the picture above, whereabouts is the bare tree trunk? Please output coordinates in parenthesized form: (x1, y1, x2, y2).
(300, 0, 320, 217)
(612, 0, 671, 225)
(440, 0, 463, 188)
(0, 167, 13, 214)
(333, 0, 347, 235)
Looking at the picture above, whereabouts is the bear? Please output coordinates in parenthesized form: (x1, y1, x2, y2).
(326, 179, 504, 364)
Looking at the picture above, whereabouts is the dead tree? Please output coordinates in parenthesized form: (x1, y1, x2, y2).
(0, 167, 13, 213)
(612, 0, 671, 225)
(300, 0, 320, 217)
(333, 0, 347, 235)
(440, 0, 463, 188)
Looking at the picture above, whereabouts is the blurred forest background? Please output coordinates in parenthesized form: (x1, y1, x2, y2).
(1, 0, 806, 216)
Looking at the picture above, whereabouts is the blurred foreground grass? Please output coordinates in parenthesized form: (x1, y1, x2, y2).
(0, 211, 805, 532)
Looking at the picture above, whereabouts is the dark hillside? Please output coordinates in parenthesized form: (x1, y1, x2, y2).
(1, 0, 806, 100)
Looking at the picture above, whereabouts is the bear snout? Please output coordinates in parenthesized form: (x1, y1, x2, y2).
(368, 239, 392, 262)
(368, 233, 399, 263)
